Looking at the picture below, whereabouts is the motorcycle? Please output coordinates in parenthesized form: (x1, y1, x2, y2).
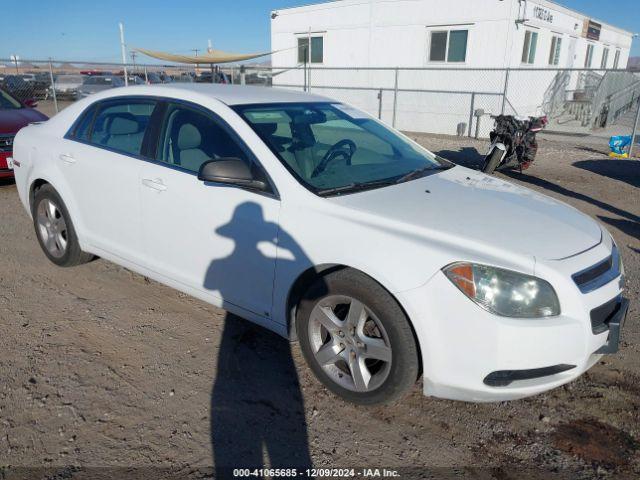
(482, 115, 548, 174)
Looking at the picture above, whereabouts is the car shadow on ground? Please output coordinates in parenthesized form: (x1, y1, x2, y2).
(502, 170, 640, 240)
(208, 314, 313, 475)
(573, 159, 640, 189)
(596, 216, 640, 241)
(203, 202, 321, 476)
(434, 147, 484, 170)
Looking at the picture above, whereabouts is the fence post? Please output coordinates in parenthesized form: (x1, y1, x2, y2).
(143, 66, 148, 84)
(392, 68, 399, 128)
(501, 68, 510, 114)
(48, 58, 58, 114)
(377, 89, 383, 119)
(119, 22, 129, 87)
(303, 46, 308, 92)
(468, 92, 476, 137)
(630, 96, 640, 158)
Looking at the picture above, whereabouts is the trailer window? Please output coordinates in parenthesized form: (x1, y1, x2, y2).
(428, 30, 468, 63)
(548, 36, 562, 66)
(522, 31, 538, 64)
(297, 36, 324, 64)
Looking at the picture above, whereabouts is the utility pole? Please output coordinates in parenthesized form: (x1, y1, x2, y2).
(191, 48, 200, 76)
(130, 51, 137, 73)
(207, 40, 215, 83)
(119, 22, 128, 86)
(11, 55, 19, 74)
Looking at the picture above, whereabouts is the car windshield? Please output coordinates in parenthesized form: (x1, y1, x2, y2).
(234, 102, 452, 196)
(0, 89, 22, 110)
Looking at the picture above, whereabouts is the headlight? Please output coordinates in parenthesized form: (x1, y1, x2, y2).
(443, 262, 560, 318)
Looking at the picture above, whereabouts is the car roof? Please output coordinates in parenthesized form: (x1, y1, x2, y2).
(100, 83, 334, 106)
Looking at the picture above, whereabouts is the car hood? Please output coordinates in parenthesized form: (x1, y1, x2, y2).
(329, 166, 601, 261)
(0, 108, 48, 134)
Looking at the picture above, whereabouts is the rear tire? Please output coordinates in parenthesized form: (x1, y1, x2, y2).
(296, 269, 419, 405)
(32, 184, 93, 267)
(482, 147, 504, 174)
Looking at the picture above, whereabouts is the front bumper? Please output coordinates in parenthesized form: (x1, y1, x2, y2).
(397, 242, 628, 402)
(594, 296, 629, 354)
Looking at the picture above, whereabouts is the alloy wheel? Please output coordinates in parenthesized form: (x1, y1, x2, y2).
(36, 198, 68, 258)
(309, 295, 392, 392)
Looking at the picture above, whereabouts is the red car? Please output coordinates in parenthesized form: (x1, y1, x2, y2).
(1, 88, 48, 179)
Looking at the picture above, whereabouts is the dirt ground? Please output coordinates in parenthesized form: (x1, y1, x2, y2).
(0, 132, 639, 479)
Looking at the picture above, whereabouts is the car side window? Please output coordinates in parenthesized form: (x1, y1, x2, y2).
(157, 103, 250, 174)
(89, 100, 156, 156)
(72, 104, 97, 142)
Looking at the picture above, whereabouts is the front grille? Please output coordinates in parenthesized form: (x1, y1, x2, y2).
(573, 256, 612, 286)
(0, 135, 15, 153)
(590, 296, 622, 334)
(572, 244, 621, 294)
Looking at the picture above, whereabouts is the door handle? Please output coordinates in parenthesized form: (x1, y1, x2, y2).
(59, 153, 76, 164)
(141, 178, 167, 192)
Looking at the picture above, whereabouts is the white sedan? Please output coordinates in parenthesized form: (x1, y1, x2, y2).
(12, 84, 628, 404)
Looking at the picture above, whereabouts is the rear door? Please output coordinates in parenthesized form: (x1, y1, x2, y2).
(60, 97, 157, 261)
(138, 101, 280, 319)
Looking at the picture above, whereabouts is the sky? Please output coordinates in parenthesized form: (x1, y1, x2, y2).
(1, 0, 638, 63)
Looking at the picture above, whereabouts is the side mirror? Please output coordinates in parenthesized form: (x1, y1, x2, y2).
(23, 98, 37, 108)
(198, 158, 267, 191)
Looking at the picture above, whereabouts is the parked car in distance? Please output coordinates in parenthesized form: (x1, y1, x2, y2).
(158, 72, 173, 84)
(196, 71, 230, 84)
(126, 76, 146, 86)
(80, 70, 113, 76)
(53, 74, 85, 99)
(18, 73, 37, 83)
(0, 88, 48, 179)
(171, 72, 195, 83)
(78, 75, 125, 98)
(25, 73, 51, 100)
(133, 72, 164, 84)
(12, 84, 628, 405)
(0, 75, 41, 103)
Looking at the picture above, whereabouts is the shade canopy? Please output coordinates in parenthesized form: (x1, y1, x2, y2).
(133, 47, 272, 64)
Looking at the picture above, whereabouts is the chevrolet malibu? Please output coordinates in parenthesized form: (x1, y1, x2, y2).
(12, 84, 628, 404)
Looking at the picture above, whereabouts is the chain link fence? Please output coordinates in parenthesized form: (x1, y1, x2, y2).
(2, 59, 639, 156)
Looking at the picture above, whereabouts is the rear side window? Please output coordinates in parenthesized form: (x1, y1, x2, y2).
(89, 100, 156, 156)
(72, 105, 97, 142)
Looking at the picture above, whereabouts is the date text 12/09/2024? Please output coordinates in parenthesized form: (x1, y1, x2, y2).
(232, 468, 401, 478)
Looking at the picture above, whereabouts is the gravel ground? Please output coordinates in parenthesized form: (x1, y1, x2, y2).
(0, 133, 638, 479)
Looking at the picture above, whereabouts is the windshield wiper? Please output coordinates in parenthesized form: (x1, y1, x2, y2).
(395, 164, 454, 184)
(316, 179, 397, 196)
(316, 162, 454, 196)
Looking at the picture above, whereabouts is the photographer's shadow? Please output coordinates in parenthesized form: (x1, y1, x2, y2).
(204, 202, 315, 475)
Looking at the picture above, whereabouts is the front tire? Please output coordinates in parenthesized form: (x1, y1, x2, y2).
(32, 184, 93, 267)
(296, 269, 419, 405)
(482, 147, 504, 174)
